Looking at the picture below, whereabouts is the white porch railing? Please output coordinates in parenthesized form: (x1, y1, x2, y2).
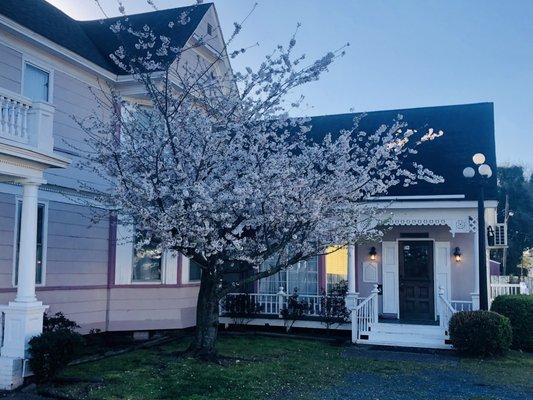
(352, 284, 379, 341)
(450, 300, 473, 312)
(0, 87, 55, 152)
(490, 283, 526, 300)
(219, 289, 347, 319)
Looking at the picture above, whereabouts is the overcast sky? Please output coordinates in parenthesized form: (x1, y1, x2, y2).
(45, 0, 533, 170)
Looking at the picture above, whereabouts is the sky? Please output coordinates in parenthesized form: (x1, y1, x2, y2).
(45, 0, 533, 169)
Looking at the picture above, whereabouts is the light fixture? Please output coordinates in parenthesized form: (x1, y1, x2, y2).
(473, 153, 486, 165)
(369, 246, 377, 261)
(462, 167, 475, 178)
(478, 163, 493, 178)
(453, 247, 462, 262)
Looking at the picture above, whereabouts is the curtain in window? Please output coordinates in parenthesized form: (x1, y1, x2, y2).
(23, 64, 49, 102)
(258, 256, 319, 295)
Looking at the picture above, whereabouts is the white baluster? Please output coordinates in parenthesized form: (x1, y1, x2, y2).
(8, 99, 15, 135)
(21, 104, 29, 140)
(0, 97, 6, 134)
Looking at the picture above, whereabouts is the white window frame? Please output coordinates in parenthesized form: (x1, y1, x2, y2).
(21, 55, 54, 103)
(12, 199, 48, 287)
(181, 257, 202, 285)
(114, 222, 178, 285)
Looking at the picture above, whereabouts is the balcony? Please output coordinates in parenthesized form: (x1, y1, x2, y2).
(0, 87, 55, 154)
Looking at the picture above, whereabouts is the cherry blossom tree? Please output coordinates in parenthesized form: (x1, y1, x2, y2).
(79, 1, 443, 358)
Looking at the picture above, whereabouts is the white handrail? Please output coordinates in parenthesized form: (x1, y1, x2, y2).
(438, 286, 456, 334)
(352, 284, 379, 341)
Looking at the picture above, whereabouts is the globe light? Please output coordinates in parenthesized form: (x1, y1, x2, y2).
(462, 167, 475, 178)
(473, 153, 486, 165)
(478, 164, 492, 177)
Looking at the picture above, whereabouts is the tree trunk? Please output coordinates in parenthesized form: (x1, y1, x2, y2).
(188, 272, 220, 360)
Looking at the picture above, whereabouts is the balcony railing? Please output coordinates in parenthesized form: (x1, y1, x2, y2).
(0, 87, 55, 153)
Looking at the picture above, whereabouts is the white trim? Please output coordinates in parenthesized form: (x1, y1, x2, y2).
(21, 55, 54, 104)
(371, 194, 465, 200)
(381, 241, 399, 315)
(434, 241, 452, 320)
(181, 256, 201, 285)
(12, 198, 48, 287)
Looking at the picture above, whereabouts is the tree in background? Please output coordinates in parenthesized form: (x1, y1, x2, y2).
(493, 165, 533, 275)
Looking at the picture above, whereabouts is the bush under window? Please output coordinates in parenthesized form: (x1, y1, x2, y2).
(491, 295, 532, 351)
(29, 313, 84, 381)
(449, 310, 512, 356)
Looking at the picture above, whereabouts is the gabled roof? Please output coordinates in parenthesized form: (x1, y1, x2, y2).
(307, 103, 497, 201)
(0, 0, 211, 75)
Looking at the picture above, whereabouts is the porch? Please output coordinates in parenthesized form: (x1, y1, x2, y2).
(219, 204, 498, 349)
(0, 87, 69, 389)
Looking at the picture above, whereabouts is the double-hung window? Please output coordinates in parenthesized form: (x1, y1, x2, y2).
(23, 63, 50, 102)
(14, 201, 46, 285)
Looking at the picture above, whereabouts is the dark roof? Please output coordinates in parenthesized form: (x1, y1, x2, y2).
(0, 0, 211, 75)
(307, 103, 497, 200)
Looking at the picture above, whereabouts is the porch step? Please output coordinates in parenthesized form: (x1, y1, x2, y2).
(369, 322, 445, 336)
(358, 322, 451, 350)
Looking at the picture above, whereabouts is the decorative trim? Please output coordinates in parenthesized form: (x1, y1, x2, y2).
(386, 209, 478, 236)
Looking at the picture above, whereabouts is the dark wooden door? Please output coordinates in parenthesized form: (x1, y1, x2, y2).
(399, 240, 434, 321)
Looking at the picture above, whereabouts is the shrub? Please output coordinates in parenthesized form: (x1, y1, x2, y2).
(43, 312, 79, 333)
(319, 280, 350, 330)
(449, 310, 512, 356)
(223, 293, 263, 325)
(28, 329, 85, 381)
(491, 295, 533, 351)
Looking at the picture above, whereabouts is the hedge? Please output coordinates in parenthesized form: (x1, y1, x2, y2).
(491, 295, 533, 351)
(449, 310, 512, 356)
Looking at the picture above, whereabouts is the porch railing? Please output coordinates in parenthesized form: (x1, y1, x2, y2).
(0, 87, 55, 152)
(450, 300, 473, 312)
(490, 283, 526, 300)
(219, 289, 347, 319)
(352, 284, 379, 341)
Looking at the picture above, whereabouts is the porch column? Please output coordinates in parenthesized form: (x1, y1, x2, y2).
(0, 179, 47, 390)
(471, 229, 480, 310)
(347, 244, 356, 294)
(346, 245, 359, 343)
(15, 181, 40, 303)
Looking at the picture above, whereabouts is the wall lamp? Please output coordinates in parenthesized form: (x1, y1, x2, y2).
(369, 246, 377, 261)
(453, 247, 462, 262)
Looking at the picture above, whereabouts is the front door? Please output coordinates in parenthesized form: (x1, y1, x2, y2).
(399, 240, 434, 321)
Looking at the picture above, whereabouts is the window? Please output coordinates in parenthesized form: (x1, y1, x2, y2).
(23, 63, 50, 102)
(258, 256, 319, 295)
(132, 234, 162, 282)
(207, 23, 213, 36)
(325, 246, 348, 292)
(189, 259, 202, 282)
(15, 202, 46, 285)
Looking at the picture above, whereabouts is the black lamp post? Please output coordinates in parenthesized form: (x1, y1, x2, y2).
(463, 153, 493, 310)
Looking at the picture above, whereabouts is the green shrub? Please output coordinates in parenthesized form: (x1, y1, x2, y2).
(491, 295, 533, 351)
(28, 329, 85, 381)
(449, 310, 512, 356)
(43, 312, 79, 333)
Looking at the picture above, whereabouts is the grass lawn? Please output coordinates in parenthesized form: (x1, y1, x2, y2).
(38, 334, 533, 400)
